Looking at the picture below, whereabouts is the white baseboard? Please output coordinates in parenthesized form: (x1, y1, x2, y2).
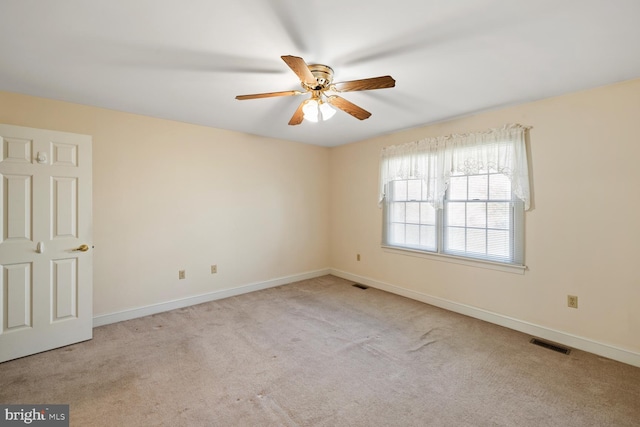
(330, 269, 640, 368)
(93, 269, 331, 327)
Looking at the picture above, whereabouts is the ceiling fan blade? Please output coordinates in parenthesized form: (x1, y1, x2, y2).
(288, 100, 306, 125)
(281, 55, 317, 86)
(327, 96, 372, 120)
(235, 90, 303, 100)
(332, 76, 396, 92)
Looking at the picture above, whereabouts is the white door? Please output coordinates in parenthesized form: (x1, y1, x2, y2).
(0, 124, 92, 363)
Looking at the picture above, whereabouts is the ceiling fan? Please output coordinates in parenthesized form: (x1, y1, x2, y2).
(235, 55, 395, 125)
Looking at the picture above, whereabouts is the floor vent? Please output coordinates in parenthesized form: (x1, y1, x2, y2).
(530, 338, 571, 355)
(352, 283, 369, 290)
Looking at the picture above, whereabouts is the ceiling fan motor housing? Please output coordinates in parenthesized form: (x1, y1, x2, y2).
(305, 64, 334, 90)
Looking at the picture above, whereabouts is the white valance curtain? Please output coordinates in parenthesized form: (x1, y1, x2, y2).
(379, 123, 531, 210)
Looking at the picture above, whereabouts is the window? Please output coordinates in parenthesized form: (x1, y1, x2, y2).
(385, 179, 437, 251)
(444, 170, 523, 263)
(380, 124, 530, 267)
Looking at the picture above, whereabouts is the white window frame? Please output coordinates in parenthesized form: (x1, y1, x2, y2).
(379, 124, 530, 273)
(382, 176, 525, 270)
(442, 170, 524, 265)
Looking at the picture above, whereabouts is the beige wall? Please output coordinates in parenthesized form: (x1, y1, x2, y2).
(0, 91, 330, 316)
(329, 78, 640, 354)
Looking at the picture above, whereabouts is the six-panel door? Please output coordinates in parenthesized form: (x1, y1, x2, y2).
(0, 124, 92, 363)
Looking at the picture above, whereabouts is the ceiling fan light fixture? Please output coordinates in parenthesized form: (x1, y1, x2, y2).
(319, 101, 336, 121)
(302, 99, 319, 123)
(302, 98, 336, 123)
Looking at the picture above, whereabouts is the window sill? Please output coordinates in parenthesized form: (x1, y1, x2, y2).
(381, 245, 527, 275)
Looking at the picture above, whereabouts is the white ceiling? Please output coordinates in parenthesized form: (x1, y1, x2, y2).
(1, 1, 640, 147)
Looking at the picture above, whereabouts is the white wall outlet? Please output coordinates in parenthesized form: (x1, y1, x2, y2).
(567, 295, 578, 309)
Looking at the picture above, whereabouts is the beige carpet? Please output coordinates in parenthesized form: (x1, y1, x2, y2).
(1, 275, 639, 426)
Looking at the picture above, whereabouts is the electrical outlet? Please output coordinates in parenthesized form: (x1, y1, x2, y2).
(567, 295, 578, 309)
(357, 254, 361, 261)
(211, 265, 217, 274)
(178, 270, 186, 280)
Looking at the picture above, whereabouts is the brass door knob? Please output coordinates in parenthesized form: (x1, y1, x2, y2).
(74, 244, 90, 252)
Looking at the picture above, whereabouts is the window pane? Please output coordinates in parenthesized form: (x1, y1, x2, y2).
(488, 229, 510, 258)
(466, 229, 486, 254)
(487, 202, 510, 229)
(420, 225, 436, 250)
(407, 180, 421, 201)
(446, 202, 466, 227)
(468, 174, 488, 200)
(391, 202, 405, 222)
(445, 227, 465, 252)
(392, 180, 407, 201)
(406, 224, 420, 246)
(390, 223, 405, 245)
(467, 203, 486, 228)
(406, 202, 420, 224)
(489, 174, 511, 199)
(448, 176, 467, 200)
(420, 202, 436, 224)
